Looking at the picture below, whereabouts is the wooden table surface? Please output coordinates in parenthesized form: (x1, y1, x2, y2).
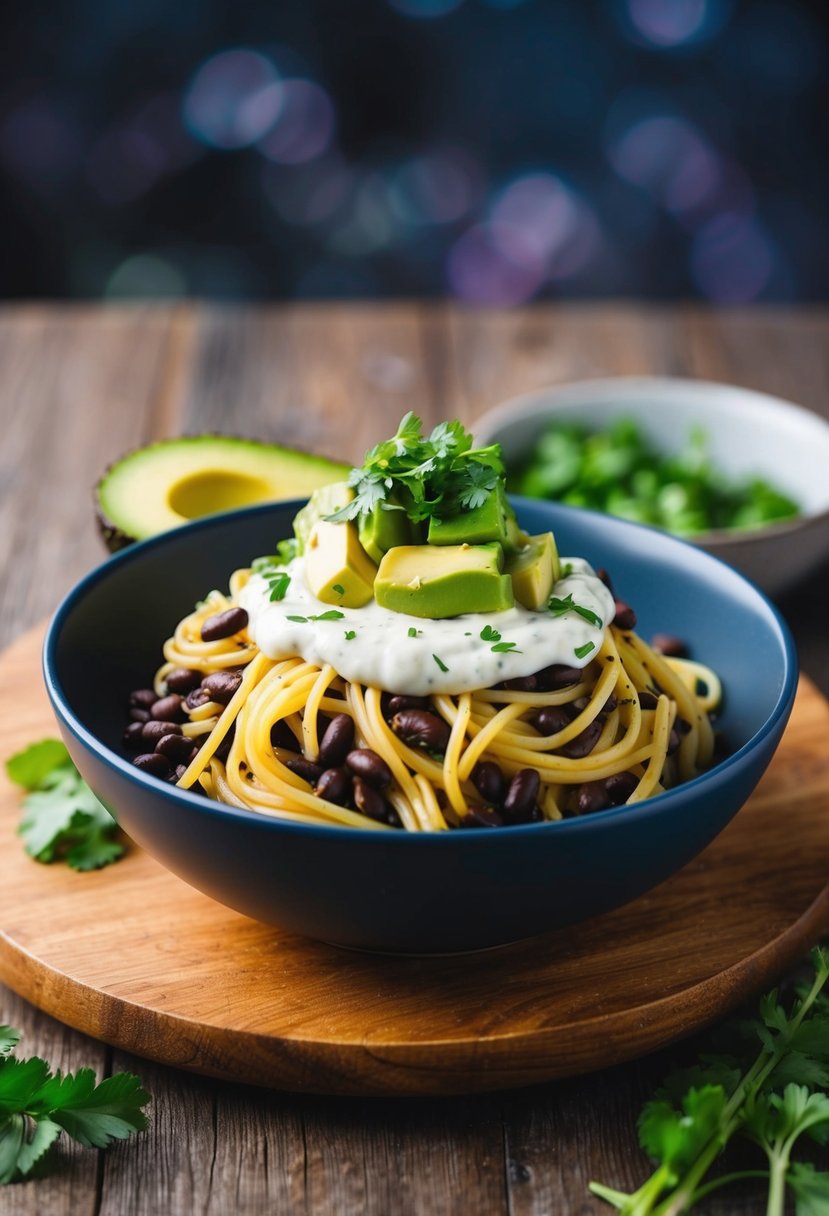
(1, 302, 828, 1215)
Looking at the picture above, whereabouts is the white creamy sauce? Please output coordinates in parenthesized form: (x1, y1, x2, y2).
(239, 556, 616, 697)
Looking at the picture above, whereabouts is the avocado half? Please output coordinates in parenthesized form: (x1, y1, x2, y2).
(95, 435, 352, 552)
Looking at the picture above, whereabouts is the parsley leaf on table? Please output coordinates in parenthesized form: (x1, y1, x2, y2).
(0, 1028, 150, 1184)
(5, 739, 124, 870)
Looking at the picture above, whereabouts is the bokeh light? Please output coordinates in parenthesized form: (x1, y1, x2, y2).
(691, 214, 776, 302)
(183, 49, 283, 149)
(105, 253, 187, 298)
(619, 0, 733, 48)
(447, 223, 547, 306)
(608, 115, 722, 218)
(257, 79, 335, 165)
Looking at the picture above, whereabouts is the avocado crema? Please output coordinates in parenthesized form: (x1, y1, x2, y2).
(238, 416, 616, 696)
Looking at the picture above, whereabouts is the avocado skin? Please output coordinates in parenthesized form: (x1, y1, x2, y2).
(95, 435, 351, 553)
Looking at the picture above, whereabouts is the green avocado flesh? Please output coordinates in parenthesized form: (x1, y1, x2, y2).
(96, 437, 351, 551)
(375, 543, 514, 619)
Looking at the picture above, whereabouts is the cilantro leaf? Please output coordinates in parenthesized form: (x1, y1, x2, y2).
(7, 740, 124, 871)
(309, 610, 345, 621)
(344, 630, 356, 641)
(287, 615, 308, 623)
(0, 1029, 150, 1184)
(433, 654, 449, 673)
(267, 572, 291, 602)
(480, 624, 501, 642)
(788, 1161, 829, 1214)
(5, 740, 70, 790)
(491, 641, 521, 654)
(0, 1029, 21, 1058)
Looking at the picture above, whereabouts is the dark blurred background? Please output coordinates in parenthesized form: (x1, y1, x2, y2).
(1, 0, 826, 304)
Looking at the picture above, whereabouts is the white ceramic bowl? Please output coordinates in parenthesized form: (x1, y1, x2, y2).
(475, 377, 829, 597)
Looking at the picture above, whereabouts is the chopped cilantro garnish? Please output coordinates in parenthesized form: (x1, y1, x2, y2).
(332, 583, 345, 596)
(325, 413, 504, 527)
(407, 627, 419, 638)
(548, 593, 602, 627)
(491, 641, 521, 654)
(287, 615, 308, 623)
(433, 654, 449, 673)
(309, 610, 344, 621)
(480, 624, 501, 642)
(344, 630, 356, 641)
(574, 641, 595, 659)
(267, 572, 291, 602)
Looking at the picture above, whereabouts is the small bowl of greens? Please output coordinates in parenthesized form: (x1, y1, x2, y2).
(474, 377, 829, 597)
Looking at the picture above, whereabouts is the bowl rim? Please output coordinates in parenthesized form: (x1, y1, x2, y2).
(473, 374, 829, 550)
(43, 498, 799, 846)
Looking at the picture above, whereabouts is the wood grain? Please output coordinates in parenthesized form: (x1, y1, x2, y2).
(1, 304, 828, 1213)
(2, 623, 829, 1098)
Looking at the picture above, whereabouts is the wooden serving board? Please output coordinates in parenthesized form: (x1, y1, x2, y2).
(2, 625, 829, 1097)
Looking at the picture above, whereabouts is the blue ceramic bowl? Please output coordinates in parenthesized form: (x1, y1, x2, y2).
(44, 499, 797, 954)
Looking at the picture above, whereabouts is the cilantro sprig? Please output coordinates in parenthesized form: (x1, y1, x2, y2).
(6, 740, 124, 871)
(0, 1025, 150, 1184)
(325, 413, 504, 526)
(591, 946, 829, 1215)
(252, 539, 299, 601)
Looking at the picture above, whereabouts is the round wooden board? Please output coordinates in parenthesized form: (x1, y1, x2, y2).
(2, 625, 829, 1096)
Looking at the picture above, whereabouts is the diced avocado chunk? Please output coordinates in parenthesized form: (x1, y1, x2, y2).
(293, 482, 354, 554)
(375, 542, 514, 619)
(506, 532, 561, 610)
(503, 500, 530, 555)
(305, 519, 377, 607)
(94, 436, 351, 553)
(358, 498, 413, 565)
(427, 485, 509, 547)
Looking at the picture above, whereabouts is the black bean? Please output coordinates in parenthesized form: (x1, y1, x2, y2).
(638, 691, 659, 710)
(533, 664, 583, 691)
(165, 667, 203, 694)
(605, 771, 638, 805)
(185, 686, 212, 710)
(559, 719, 603, 759)
(141, 719, 182, 746)
(575, 780, 611, 815)
(501, 673, 537, 692)
(129, 707, 151, 723)
(286, 757, 324, 786)
(502, 769, 541, 823)
(596, 567, 615, 595)
(601, 695, 618, 716)
(676, 717, 692, 736)
(460, 804, 504, 828)
(132, 752, 171, 778)
(122, 721, 146, 749)
(173, 764, 189, 782)
(353, 777, 390, 823)
(156, 733, 197, 764)
(201, 606, 249, 642)
(150, 693, 184, 722)
(532, 705, 573, 736)
(613, 600, 637, 630)
(201, 670, 243, 705)
(314, 767, 353, 806)
(471, 760, 506, 806)
(128, 688, 157, 709)
(651, 633, 688, 658)
(270, 720, 299, 752)
(346, 748, 392, 788)
(387, 694, 430, 716)
(391, 708, 451, 754)
(317, 713, 355, 768)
